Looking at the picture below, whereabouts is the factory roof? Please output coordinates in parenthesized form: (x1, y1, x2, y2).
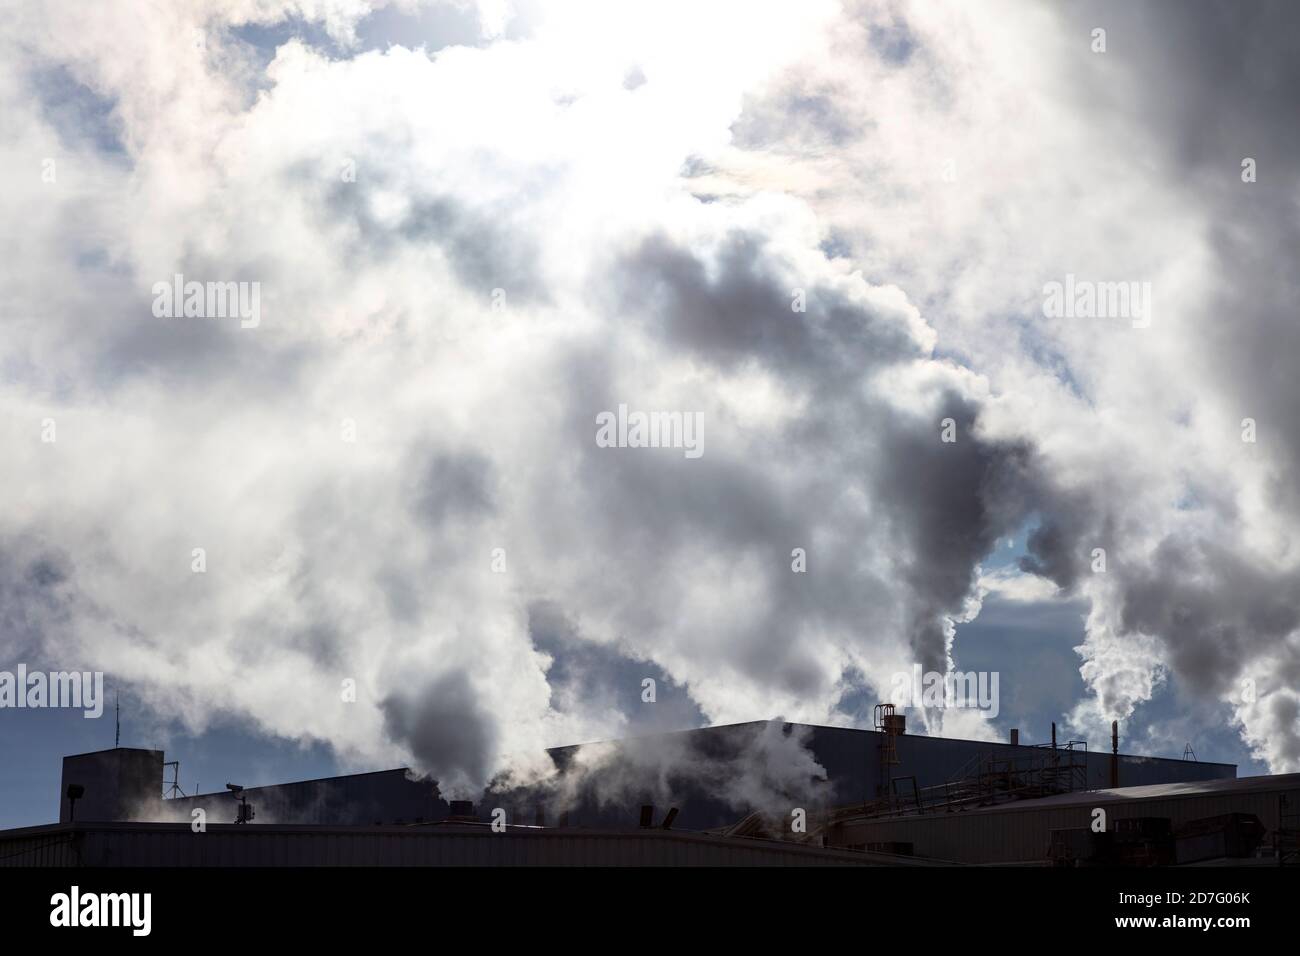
(963, 772, 1300, 814)
(553, 719, 1237, 768)
(0, 820, 954, 866)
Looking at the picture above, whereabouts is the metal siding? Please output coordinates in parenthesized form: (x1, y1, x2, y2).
(164, 768, 444, 827)
(524, 724, 1234, 831)
(0, 822, 904, 866)
(836, 783, 1300, 863)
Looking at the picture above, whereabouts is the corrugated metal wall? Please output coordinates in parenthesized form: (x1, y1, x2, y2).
(0, 823, 904, 867)
(61, 725, 1235, 834)
(832, 783, 1300, 863)
(165, 769, 445, 826)
(539, 723, 1235, 831)
(0, 831, 80, 866)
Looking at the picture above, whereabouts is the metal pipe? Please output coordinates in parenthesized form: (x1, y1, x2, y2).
(1111, 720, 1119, 788)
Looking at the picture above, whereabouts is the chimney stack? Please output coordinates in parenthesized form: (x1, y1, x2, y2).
(1110, 720, 1120, 788)
(1009, 728, 1019, 746)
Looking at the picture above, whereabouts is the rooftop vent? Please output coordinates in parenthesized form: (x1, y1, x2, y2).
(447, 800, 475, 822)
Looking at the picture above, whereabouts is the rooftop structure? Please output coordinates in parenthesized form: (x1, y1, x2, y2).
(14, 717, 1280, 866)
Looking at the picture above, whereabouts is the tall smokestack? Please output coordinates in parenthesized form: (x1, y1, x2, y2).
(1110, 720, 1119, 789)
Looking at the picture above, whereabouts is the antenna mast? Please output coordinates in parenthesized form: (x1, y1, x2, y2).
(163, 760, 187, 798)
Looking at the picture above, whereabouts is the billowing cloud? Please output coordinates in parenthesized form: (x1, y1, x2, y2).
(3, 0, 1299, 799)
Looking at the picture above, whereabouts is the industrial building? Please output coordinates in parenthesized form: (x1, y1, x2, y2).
(532, 717, 1234, 831)
(0, 820, 924, 867)
(828, 774, 1300, 865)
(4, 715, 1294, 866)
(116, 718, 1234, 830)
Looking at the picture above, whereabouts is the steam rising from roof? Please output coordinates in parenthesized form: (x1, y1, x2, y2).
(3, 0, 1299, 799)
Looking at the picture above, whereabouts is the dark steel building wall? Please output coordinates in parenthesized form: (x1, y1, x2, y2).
(0, 830, 80, 866)
(162, 769, 447, 826)
(60, 725, 1235, 833)
(59, 749, 164, 823)
(886, 731, 1234, 794)
(544, 722, 1234, 831)
(0, 823, 903, 867)
(832, 782, 1300, 863)
(749, 723, 1234, 809)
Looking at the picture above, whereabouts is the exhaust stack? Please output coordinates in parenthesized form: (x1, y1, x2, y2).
(1110, 721, 1120, 788)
